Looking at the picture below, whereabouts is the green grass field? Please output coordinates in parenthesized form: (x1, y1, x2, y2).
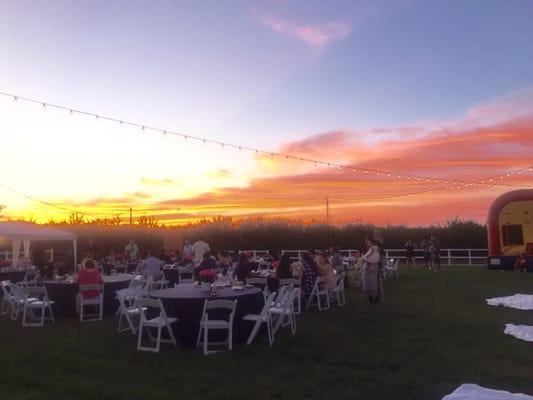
(1, 267, 533, 400)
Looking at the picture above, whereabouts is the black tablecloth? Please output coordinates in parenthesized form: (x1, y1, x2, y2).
(151, 284, 264, 347)
(42, 274, 132, 318)
(0, 270, 29, 283)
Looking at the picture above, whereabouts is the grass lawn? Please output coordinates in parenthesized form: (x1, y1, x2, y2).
(2, 267, 533, 400)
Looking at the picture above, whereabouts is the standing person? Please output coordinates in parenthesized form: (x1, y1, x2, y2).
(514, 253, 528, 273)
(192, 237, 210, 266)
(362, 238, 381, 303)
(124, 239, 139, 262)
(427, 235, 441, 271)
(182, 240, 193, 264)
(299, 252, 319, 298)
(404, 240, 416, 268)
(140, 250, 163, 281)
(85, 239, 99, 261)
(316, 252, 336, 290)
(330, 247, 345, 274)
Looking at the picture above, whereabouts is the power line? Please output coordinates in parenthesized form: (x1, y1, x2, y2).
(1, 90, 530, 189)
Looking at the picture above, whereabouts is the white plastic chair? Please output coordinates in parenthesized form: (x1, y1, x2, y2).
(196, 299, 237, 355)
(243, 291, 277, 346)
(116, 288, 145, 334)
(137, 298, 177, 353)
(1, 280, 13, 316)
(245, 276, 269, 300)
(7, 282, 38, 320)
(79, 284, 104, 322)
(18, 270, 40, 288)
(22, 286, 55, 327)
(305, 276, 330, 311)
(270, 286, 297, 336)
(385, 258, 400, 279)
(279, 278, 302, 315)
(330, 273, 346, 306)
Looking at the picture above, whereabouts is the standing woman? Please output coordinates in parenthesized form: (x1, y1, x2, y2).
(362, 237, 381, 303)
(404, 240, 416, 268)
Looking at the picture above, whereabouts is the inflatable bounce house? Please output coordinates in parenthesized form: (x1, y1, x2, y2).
(487, 189, 533, 270)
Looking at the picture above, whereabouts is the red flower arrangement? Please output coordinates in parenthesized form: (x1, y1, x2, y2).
(198, 269, 217, 283)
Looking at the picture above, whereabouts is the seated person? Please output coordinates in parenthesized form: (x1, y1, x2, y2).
(74, 259, 103, 299)
(299, 252, 319, 297)
(275, 254, 293, 280)
(217, 251, 232, 275)
(316, 252, 336, 290)
(140, 250, 163, 281)
(196, 252, 217, 274)
(233, 253, 252, 283)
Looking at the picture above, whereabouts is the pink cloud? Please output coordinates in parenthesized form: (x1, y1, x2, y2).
(255, 12, 351, 48)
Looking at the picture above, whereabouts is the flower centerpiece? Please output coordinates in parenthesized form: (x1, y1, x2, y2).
(198, 269, 217, 292)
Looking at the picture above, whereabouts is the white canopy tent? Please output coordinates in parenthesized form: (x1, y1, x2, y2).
(0, 222, 77, 268)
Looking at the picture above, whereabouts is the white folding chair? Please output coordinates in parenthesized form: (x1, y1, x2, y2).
(137, 298, 177, 353)
(196, 299, 237, 355)
(8, 282, 38, 320)
(243, 291, 277, 346)
(1, 280, 14, 316)
(18, 270, 40, 288)
(270, 286, 297, 336)
(147, 275, 169, 293)
(279, 278, 302, 315)
(245, 276, 269, 300)
(116, 288, 145, 334)
(385, 258, 400, 279)
(22, 286, 55, 327)
(177, 266, 194, 283)
(79, 284, 104, 322)
(305, 276, 330, 311)
(330, 273, 346, 306)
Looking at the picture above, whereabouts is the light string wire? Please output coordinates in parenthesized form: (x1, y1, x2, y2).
(2, 90, 531, 188)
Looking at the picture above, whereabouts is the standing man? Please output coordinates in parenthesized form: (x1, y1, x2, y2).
(192, 237, 210, 266)
(140, 250, 163, 281)
(124, 239, 139, 262)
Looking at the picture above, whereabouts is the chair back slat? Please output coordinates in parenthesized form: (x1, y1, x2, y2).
(79, 284, 104, 292)
(205, 299, 236, 310)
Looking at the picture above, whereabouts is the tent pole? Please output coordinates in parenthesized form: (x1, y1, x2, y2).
(73, 239, 77, 271)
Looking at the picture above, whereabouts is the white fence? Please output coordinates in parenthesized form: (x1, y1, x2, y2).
(238, 249, 489, 266)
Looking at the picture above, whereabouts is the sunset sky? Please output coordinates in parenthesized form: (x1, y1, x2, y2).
(1, 0, 533, 225)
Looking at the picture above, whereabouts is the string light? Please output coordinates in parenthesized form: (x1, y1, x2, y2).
(2, 90, 532, 190)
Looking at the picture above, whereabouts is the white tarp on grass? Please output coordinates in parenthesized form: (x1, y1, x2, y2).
(442, 384, 533, 399)
(504, 324, 533, 343)
(486, 294, 533, 310)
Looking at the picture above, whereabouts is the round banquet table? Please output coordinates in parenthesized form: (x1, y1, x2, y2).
(42, 274, 133, 318)
(151, 284, 264, 347)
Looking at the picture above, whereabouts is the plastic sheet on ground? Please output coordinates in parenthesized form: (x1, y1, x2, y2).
(486, 294, 533, 310)
(442, 384, 533, 399)
(504, 324, 533, 343)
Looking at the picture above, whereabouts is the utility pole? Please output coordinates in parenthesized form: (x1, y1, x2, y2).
(326, 197, 331, 247)
(129, 207, 133, 225)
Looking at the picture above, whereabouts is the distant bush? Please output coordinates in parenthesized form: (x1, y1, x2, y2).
(25, 216, 487, 256)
